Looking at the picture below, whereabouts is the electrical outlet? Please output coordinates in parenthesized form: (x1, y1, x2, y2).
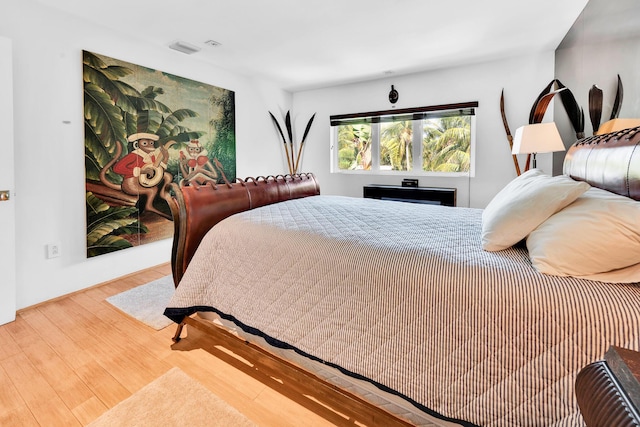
(46, 243, 61, 259)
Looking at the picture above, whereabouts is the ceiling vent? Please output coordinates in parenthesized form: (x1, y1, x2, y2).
(169, 41, 201, 55)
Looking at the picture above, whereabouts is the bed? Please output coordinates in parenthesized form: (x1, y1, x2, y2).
(164, 126, 640, 426)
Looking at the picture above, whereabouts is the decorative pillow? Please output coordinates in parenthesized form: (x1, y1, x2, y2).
(527, 187, 640, 280)
(576, 262, 640, 284)
(481, 169, 590, 251)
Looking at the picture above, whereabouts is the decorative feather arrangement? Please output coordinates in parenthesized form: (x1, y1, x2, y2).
(610, 74, 624, 121)
(269, 110, 316, 174)
(501, 75, 624, 175)
(556, 79, 585, 139)
(589, 84, 603, 134)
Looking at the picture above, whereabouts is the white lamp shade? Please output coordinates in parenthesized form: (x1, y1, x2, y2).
(512, 122, 565, 155)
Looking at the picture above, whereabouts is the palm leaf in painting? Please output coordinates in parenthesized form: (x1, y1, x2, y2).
(111, 79, 140, 97)
(130, 96, 173, 114)
(136, 109, 164, 135)
(86, 192, 148, 257)
(86, 192, 140, 229)
(160, 131, 205, 148)
(87, 218, 141, 245)
(156, 109, 199, 138)
(87, 235, 135, 257)
(85, 126, 121, 184)
(84, 83, 128, 154)
(83, 51, 138, 115)
(83, 50, 107, 69)
(123, 111, 138, 139)
(141, 86, 165, 98)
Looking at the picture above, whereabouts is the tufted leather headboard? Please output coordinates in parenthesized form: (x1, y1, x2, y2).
(168, 173, 320, 286)
(563, 126, 640, 201)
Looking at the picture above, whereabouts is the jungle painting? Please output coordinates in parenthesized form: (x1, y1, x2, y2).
(84, 50, 236, 258)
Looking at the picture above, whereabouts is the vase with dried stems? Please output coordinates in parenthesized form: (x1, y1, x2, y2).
(269, 110, 315, 175)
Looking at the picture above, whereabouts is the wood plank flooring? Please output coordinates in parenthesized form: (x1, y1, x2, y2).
(0, 263, 336, 426)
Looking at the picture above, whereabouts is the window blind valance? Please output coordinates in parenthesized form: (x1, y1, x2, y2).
(330, 101, 478, 127)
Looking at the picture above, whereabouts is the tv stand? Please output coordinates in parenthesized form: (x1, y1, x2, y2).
(363, 184, 456, 207)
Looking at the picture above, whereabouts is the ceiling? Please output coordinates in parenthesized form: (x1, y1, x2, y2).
(36, 0, 589, 92)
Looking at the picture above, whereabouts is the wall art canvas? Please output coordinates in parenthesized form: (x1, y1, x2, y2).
(84, 50, 236, 257)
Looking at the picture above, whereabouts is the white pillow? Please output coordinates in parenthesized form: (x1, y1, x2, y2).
(481, 169, 590, 251)
(527, 187, 640, 280)
(576, 262, 640, 284)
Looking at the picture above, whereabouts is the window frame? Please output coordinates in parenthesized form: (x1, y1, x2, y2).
(330, 102, 478, 177)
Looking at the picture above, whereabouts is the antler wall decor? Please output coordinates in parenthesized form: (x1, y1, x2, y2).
(269, 110, 316, 175)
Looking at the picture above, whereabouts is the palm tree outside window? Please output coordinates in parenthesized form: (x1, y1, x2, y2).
(331, 102, 476, 176)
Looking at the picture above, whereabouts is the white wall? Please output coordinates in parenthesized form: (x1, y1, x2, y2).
(2, 2, 559, 310)
(0, 36, 17, 325)
(2, 1, 291, 309)
(292, 53, 557, 208)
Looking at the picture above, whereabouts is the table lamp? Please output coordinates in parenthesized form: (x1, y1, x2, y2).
(511, 122, 565, 169)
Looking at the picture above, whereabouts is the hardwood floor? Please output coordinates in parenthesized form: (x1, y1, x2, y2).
(0, 263, 336, 426)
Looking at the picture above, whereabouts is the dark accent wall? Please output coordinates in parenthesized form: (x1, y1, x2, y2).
(553, 0, 640, 175)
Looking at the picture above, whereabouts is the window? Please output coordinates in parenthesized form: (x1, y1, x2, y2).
(330, 102, 477, 176)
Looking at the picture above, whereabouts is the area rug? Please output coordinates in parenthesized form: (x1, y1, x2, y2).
(87, 367, 257, 427)
(106, 275, 174, 330)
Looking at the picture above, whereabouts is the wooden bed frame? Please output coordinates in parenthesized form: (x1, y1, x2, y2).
(165, 127, 640, 426)
(563, 125, 640, 201)
(167, 173, 321, 287)
(166, 174, 418, 426)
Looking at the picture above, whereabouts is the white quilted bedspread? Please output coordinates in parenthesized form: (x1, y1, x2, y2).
(166, 195, 640, 426)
